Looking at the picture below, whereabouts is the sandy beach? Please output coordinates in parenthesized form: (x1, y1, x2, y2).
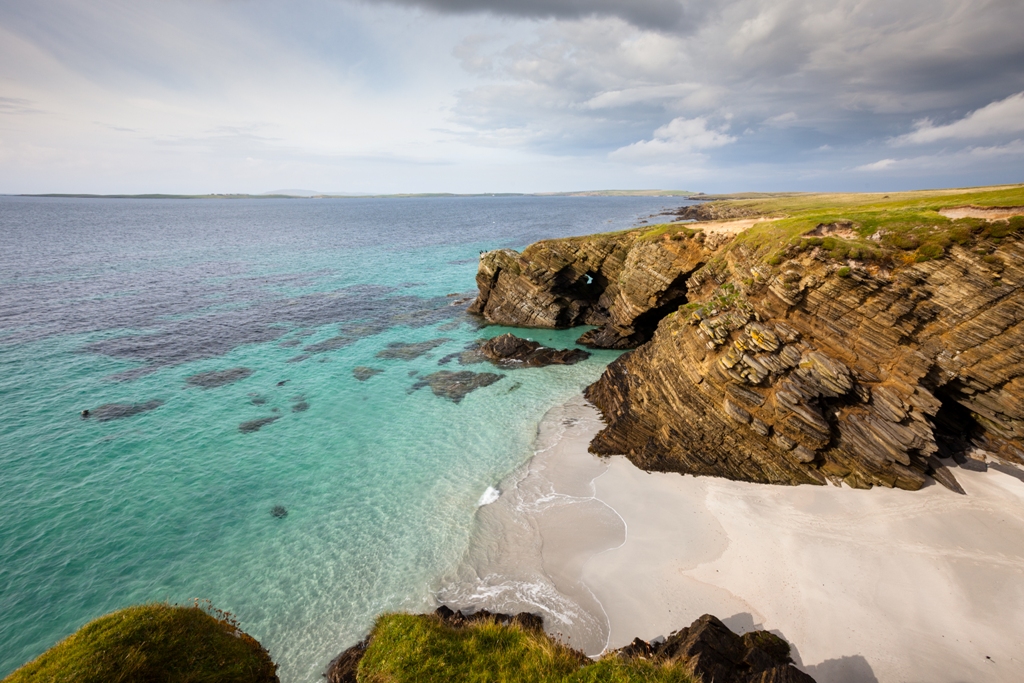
(442, 395, 1024, 683)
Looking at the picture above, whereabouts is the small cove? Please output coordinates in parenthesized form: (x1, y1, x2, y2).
(0, 195, 679, 681)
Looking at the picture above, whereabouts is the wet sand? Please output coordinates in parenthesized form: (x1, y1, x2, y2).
(441, 395, 1024, 682)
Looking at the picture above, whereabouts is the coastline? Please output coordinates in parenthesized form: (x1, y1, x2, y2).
(442, 394, 1024, 683)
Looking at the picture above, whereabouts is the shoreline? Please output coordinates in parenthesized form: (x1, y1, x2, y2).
(440, 394, 1024, 683)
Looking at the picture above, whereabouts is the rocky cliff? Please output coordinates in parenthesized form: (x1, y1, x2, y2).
(470, 188, 1024, 490)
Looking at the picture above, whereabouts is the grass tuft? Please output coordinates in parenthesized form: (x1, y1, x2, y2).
(357, 614, 695, 683)
(2, 603, 277, 683)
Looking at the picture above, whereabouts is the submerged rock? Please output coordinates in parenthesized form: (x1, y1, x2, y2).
(352, 366, 383, 381)
(376, 338, 451, 361)
(410, 370, 503, 403)
(303, 336, 354, 353)
(292, 401, 309, 412)
(270, 505, 288, 518)
(86, 400, 164, 422)
(477, 333, 590, 368)
(239, 416, 279, 433)
(185, 367, 253, 388)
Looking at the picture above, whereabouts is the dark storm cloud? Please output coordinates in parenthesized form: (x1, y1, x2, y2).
(372, 0, 693, 30)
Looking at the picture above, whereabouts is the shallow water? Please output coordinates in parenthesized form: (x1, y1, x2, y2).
(0, 195, 684, 680)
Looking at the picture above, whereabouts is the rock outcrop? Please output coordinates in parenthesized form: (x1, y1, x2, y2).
(325, 608, 815, 683)
(614, 614, 814, 683)
(469, 229, 713, 349)
(585, 237, 1024, 490)
(471, 206, 1024, 490)
(477, 333, 590, 367)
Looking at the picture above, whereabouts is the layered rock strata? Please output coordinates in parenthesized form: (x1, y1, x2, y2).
(472, 221, 1024, 490)
(585, 238, 1024, 490)
(469, 230, 714, 349)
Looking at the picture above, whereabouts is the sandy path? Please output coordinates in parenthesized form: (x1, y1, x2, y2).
(939, 206, 1024, 221)
(686, 217, 776, 235)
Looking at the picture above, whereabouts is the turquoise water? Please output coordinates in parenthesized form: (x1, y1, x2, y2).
(0, 196, 681, 680)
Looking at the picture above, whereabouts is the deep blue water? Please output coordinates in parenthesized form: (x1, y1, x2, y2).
(0, 195, 684, 681)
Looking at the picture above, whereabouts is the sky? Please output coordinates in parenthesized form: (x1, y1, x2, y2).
(1, 0, 1022, 194)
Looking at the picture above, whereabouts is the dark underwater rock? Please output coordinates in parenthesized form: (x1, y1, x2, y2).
(292, 401, 309, 412)
(478, 333, 590, 368)
(376, 338, 452, 361)
(270, 505, 287, 518)
(239, 416, 279, 433)
(353, 366, 383, 381)
(185, 367, 253, 388)
(410, 370, 503, 403)
(87, 400, 164, 422)
(303, 336, 354, 353)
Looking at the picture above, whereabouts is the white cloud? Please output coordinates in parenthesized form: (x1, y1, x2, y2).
(892, 91, 1024, 145)
(855, 158, 897, 171)
(610, 117, 736, 162)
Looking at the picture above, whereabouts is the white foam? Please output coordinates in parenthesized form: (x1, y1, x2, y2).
(477, 485, 501, 506)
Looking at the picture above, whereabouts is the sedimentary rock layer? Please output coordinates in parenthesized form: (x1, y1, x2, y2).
(471, 206, 1024, 490)
(469, 229, 715, 349)
(584, 239, 1024, 490)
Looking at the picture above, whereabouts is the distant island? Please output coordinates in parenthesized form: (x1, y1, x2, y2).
(16, 189, 697, 200)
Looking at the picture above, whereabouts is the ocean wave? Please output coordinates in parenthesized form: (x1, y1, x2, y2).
(477, 485, 501, 506)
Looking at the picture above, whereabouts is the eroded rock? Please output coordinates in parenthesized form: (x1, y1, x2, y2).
(477, 333, 590, 367)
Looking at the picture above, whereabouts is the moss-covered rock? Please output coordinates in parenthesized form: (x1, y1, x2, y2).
(2, 603, 278, 683)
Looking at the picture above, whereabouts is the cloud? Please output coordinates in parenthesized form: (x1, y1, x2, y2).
(855, 158, 897, 171)
(610, 117, 736, 161)
(371, 0, 694, 31)
(892, 92, 1024, 145)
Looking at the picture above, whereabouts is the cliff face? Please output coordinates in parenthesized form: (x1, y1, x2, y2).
(586, 239, 1024, 490)
(470, 196, 1024, 491)
(469, 229, 717, 349)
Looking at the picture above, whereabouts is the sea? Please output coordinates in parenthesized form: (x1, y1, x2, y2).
(0, 195, 684, 681)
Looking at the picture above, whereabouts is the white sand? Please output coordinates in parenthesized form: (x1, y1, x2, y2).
(499, 396, 1024, 683)
(939, 206, 1024, 221)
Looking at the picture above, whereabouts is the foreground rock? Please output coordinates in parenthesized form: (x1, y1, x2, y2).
(615, 614, 813, 683)
(325, 608, 814, 683)
(477, 333, 590, 367)
(410, 370, 503, 403)
(3, 603, 278, 683)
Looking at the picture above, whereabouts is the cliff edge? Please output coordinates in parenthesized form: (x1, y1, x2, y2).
(471, 186, 1024, 490)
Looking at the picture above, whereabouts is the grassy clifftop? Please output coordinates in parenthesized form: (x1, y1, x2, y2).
(353, 613, 694, 683)
(2, 603, 278, 683)
(706, 184, 1024, 266)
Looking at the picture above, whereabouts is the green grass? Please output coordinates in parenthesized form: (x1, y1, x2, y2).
(357, 614, 696, 683)
(636, 223, 698, 242)
(708, 184, 1024, 265)
(2, 603, 277, 683)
